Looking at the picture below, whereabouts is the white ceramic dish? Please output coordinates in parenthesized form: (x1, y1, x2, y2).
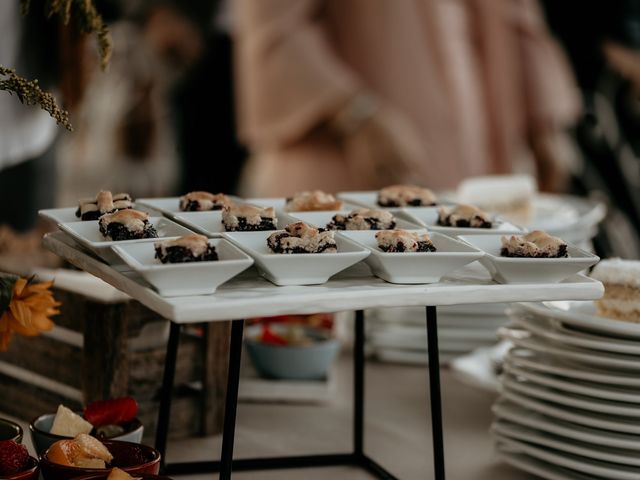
(39, 204, 154, 224)
(496, 451, 598, 480)
(493, 400, 640, 451)
(499, 328, 640, 371)
(494, 434, 640, 480)
(372, 348, 459, 365)
(337, 230, 483, 284)
(285, 210, 422, 231)
(111, 238, 253, 296)
(172, 211, 288, 238)
(244, 197, 362, 212)
(501, 388, 640, 435)
(336, 190, 455, 209)
(506, 348, 640, 387)
(136, 195, 241, 219)
(502, 374, 640, 417)
(39, 207, 84, 224)
(58, 217, 194, 264)
(516, 301, 640, 340)
(458, 235, 600, 284)
(493, 419, 640, 467)
(508, 312, 640, 355)
(503, 362, 640, 403)
(222, 231, 369, 286)
(401, 207, 524, 237)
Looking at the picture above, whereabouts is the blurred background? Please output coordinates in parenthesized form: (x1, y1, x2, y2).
(1, 0, 639, 261)
(2, 2, 640, 479)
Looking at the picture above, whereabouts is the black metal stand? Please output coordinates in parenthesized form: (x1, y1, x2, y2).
(156, 307, 445, 479)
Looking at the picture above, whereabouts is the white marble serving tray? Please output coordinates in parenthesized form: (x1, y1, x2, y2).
(43, 232, 603, 324)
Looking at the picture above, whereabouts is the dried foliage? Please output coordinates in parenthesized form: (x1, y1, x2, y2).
(0, 65, 73, 130)
(21, 0, 113, 70)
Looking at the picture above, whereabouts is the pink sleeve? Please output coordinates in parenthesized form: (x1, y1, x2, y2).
(234, 0, 361, 148)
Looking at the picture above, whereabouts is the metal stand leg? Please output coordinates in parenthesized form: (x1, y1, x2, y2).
(426, 306, 445, 480)
(354, 309, 365, 457)
(219, 319, 245, 480)
(156, 322, 181, 469)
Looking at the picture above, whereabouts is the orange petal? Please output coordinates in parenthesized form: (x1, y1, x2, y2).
(13, 278, 27, 297)
(0, 331, 12, 351)
(9, 300, 32, 327)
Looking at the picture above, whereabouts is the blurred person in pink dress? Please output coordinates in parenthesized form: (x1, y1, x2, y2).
(234, 0, 581, 196)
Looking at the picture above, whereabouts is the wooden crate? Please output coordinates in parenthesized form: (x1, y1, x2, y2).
(0, 287, 230, 439)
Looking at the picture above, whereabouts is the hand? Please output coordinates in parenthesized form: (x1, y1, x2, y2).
(529, 129, 579, 193)
(334, 96, 425, 188)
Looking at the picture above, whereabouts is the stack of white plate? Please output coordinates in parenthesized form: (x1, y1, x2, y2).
(366, 303, 509, 365)
(493, 301, 640, 480)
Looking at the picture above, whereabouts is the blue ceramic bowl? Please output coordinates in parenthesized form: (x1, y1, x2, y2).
(245, 328, 340, 380)
(30, 413, 143, 456)
(0, 417, 23, 442)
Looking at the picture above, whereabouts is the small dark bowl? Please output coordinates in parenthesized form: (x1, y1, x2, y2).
(1, 456, 39, 480)
(39, 440, 160, 480)
(75, 474, 173, 480)
(0, 418, 23, 443)
(30, 414, 144, 456)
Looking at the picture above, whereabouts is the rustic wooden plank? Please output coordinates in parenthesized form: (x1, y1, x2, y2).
(82, 303, 130, 402)
(0, 373, 82, 421)
(5, 335, 82, 388)
(200, 322, 230, 435)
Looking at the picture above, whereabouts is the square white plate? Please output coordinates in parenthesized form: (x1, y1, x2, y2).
(58, 217, 194, 264)
(173, 211, 286, 237)
(136, 195, 241, 219)
(337, 191, 454, 209)
(402, 207, 524, 237)
(39, 204, 155, 224)
(111, 238, 253, 296)
(223, 231, 370, 286)
(339, 230, 484, 284)
(458, 234, 599, 284)
(286, 210, 422, 231)
(245, 197, 362, 213)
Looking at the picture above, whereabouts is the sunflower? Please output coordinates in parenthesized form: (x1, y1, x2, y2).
(0, 274, 60, 352)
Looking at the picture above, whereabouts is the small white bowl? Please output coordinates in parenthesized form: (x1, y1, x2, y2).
(223, 231, 370, 286)
(286, 210, 422, 230)
(339, 230, 484, 284)
(136, 196, 241, 219)
(39, 204, 154, 224)
(402, 207, 524, 237)
(111, 238, 254, 296)
(173, 210, 285, 237)
(58, 217, 194, 264)
(458, 234, 600, 284)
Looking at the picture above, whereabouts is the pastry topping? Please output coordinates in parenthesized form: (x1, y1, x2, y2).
(222, 204, 277, 231)
(284, 191, 344, 212)
(267, 221, 337, 254)
(50, 404, 94, 437)
(590, 258, 640, 288)
(179, 191, 231, 211)
(437, 204, 492, 228)
(377, 184, 437, 207)
(76, 191, 133, 220)
(590, 259, 640, 323)
(47, 434, 113, 469)
(375, 230, 437, 252)
(500, 230, 568, 258)
(327, 208, 396, 230)
(99, 210, 158, 241)
(0, 440, 30, 476)
(154, 234, 218, 263)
